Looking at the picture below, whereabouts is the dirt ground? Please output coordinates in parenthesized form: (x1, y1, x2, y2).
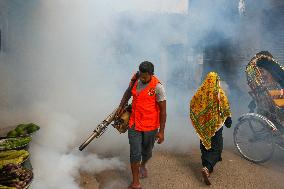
(80, 148, 284, 189)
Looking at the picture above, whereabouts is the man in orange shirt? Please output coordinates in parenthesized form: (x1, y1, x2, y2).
(118, 61, 167, 189)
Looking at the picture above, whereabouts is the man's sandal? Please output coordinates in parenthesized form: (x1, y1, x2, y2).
(201, 167, 211, 185)
(128, 185, 142, 189)
(139, 167, 148, 179)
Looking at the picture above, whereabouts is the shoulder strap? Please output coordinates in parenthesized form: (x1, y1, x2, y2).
(130, 71, 139, 90)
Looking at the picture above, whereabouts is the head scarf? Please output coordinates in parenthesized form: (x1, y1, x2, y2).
(189, 72, 231, 150)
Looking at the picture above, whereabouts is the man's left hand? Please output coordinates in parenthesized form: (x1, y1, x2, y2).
(155, 131, 164, 144)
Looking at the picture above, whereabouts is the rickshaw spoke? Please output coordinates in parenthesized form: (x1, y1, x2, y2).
(248, 120, 256, 133)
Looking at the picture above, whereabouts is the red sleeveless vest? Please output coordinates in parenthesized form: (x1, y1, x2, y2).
(129, 75, 160, 131)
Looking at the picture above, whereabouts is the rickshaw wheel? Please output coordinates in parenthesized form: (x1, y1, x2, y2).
(234, 116, 275, 163)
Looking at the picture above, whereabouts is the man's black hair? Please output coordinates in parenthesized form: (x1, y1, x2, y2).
(139, 61, 154, 75)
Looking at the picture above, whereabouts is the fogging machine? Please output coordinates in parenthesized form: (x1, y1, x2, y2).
(78, 105, 131, 151)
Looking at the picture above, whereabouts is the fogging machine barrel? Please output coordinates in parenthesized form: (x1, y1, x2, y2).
(79, 132, 99, 151)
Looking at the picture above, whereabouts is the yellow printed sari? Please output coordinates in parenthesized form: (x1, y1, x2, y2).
(189, 72, 231, 150)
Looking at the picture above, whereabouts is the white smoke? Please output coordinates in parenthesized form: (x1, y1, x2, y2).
(103, 0, 188, 13)
(27, 107, 125, 189)
(30, 148, 124, 189)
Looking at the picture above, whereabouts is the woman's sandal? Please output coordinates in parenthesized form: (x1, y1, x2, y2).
(201, 167, 211, 185)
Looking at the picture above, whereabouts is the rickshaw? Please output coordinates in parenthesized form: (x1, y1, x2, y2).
(234, 52, 284, 163)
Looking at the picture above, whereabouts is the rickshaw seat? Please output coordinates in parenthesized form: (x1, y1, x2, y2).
(268, 90, 284, 107)
(268, 90, 284, 96)
(273, 99, 284, 107)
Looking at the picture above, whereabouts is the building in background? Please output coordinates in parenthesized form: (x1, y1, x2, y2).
(261, 0, 284, 63)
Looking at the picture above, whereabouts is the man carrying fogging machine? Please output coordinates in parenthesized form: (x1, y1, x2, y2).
(78, 61, 167, 189)
(117, 61, 167, 189)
